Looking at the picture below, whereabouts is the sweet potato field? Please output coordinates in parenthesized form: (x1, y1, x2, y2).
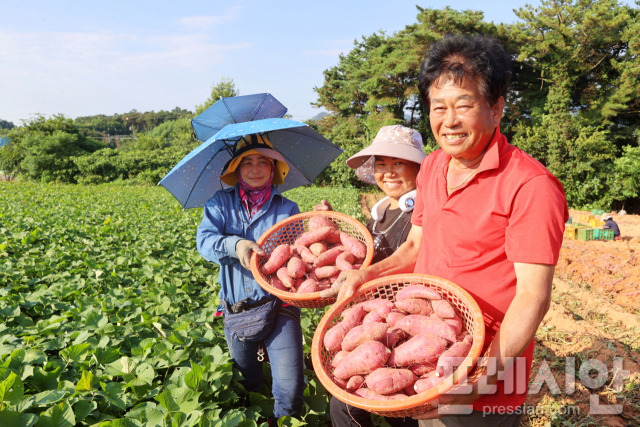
(1, 182, 639, 426)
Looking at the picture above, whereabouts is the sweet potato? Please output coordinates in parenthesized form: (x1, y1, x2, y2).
(394, 314, 457, 342)
(323, 305, 367, 352)
(385, 311, 406, 328)
(396, 285, 442, 301)
(309, 242, 328, 257)
(333, 340, 391, 379)
(366, 368, 417, 395)
(325, 228, 342, 244)
(331, 350, 350, 368)
(354, 299, 395, 316)
(408, 362, 436, 377)
(261, 244, 291, 275)
(395, 298, 433, 316)
(294, 226, 333, 247)
(346, 375, 365, 391)
(335, 251, 355, 271)
(297, 278, 320, 294)
(342, 322, 389, 352)
(387, 332, 447, 367)
(314, 247, 344, 267)
(293, 244, 317, 264)
(362, 310, 386, 324)
(287, 256, 305, 278)
(383, 328, 408, 348)
(339, 232, 367, 259)
(414, 371, 445, 394)
(431, 299, 456, 319)
(309, 215, 337, 231)
(444, 314, 464, 336)
(334, 376, 348, 390)
(315, 265, 340, 279)
(270, 277, 288, 291)
(435, 334, 473, 378)
(354, 388, 408, 400)
(276, 266, 294, 288)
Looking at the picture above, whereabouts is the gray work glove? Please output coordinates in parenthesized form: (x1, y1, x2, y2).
(235, 239, 264, 270)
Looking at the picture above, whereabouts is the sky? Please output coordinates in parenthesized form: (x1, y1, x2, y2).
(0, 0, 608, 127)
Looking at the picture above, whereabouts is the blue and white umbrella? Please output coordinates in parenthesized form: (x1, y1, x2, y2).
(159, 118, 343, 209)
(191, 92, 288, 142)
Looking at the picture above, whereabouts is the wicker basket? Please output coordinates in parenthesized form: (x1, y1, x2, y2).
(249, 211, 374, 308)
(311, 274, 485, 418)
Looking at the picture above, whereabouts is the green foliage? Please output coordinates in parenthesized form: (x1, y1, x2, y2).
(195, 78, 239, 116)
(0, 119, 15, 130)
(74, 148, 190, 185)
(3, 116, 107, 183)
(0, 182, 367, 425)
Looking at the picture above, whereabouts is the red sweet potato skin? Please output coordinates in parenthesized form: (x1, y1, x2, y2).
(323, 305, 367, 352)
(395, 285, 442, 301)
(354, 388, 408, 400)
(431, 299, 456, 319)
(308, 215, 337, 231)
(436, 334, 473, 378)
(346, 375, 365, 391)
(287, 256, 305, 278)
(296, 278, 320, 294)
(261, 244, 291, 275)
(394, 314, 457, 342)
(275, 266, 293, 288)
(414, 371, 445, 394)
(314, 247, 344, 267)
(341, 322, 389, 352)
(395, 298, 433, 316)
(339, 231, 366, 259)
(294, 227, 333, 247)
(387, 332, 447, 367)
(315, 265, 340, 279)
(365, 367, 417, 395)
(333, 340, 391, 380)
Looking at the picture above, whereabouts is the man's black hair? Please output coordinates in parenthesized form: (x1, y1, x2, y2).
(418, 34, 512, 107)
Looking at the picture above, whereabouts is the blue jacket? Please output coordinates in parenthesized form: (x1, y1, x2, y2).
(196, 185, 300, 308)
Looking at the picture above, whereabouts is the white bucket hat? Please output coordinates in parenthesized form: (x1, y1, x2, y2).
(346, 125, 426, 184)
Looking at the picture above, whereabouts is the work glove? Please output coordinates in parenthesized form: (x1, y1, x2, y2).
(235, 239, 264, 270)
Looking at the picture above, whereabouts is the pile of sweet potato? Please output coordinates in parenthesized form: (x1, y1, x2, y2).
(260, 216, 367, 294)
(323, 285, 474, 400)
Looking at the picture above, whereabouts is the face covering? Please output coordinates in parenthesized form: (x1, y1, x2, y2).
(237, 164, 274, 218)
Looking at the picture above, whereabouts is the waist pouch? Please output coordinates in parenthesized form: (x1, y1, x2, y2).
(224, 297, 280, 342)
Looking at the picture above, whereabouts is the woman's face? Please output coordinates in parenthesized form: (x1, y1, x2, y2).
(373, 156, 421, 201)
(238, 154, 273, 188)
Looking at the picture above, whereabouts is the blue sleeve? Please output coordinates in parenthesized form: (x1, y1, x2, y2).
(196, 194, 240, 265)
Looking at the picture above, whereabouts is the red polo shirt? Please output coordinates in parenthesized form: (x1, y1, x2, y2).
(412, 130, 568, 412)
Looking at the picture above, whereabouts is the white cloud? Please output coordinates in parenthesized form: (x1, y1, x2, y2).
(178, 6, 243, 30)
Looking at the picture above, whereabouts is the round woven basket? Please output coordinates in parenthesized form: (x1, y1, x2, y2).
(311, 273, 485, 418)
(250, 211, 374, 308)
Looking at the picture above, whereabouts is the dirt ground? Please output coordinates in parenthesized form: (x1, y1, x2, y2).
(360, 197, 640, 425)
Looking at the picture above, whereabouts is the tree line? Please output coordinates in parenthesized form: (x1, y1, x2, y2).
(1, 0, 639, 211)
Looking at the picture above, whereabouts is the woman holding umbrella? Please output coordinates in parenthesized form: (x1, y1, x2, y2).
(316, 125, 426, 427)
(196, 135, 304, 422)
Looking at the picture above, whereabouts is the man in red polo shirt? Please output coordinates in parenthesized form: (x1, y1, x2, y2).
(332, 34, 568, 426)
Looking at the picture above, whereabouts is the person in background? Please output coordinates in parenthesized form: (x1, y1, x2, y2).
(602, 213, 622, 240)
(196, 136, 304, 423)
(331, 34, 568, 426)
(315, 124, 426, 427)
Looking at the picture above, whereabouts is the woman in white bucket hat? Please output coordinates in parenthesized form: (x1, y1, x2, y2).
(316, 125, 426, 427)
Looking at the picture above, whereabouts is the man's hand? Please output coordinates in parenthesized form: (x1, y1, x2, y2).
(313, 199, 333, 211)
(235, 239, 264, 270)
(319, 268, 372, 300)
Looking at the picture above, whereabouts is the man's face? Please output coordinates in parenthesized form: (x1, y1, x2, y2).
(428, 77, 504, 162)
